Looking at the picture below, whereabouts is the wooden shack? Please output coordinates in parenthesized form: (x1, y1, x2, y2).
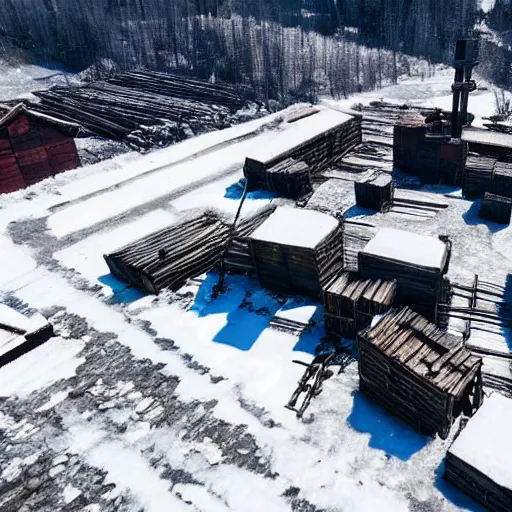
(354, 172, 393, 211)
(445, 393, 512, 511)
(0, 104, 81, 193)
(479, 192, 512, 224)
(0, 304, 54, 367)
(104, 211, 231, 293)
(358, 228, 450, 321)
(248, 207, 343, 296)
(358, 307, 483, 439)
(324, 272, 396, 339)
(244, 109, 362, 184)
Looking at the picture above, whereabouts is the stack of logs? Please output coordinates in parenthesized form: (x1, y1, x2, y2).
(323, 272, 396, 339)
(28, 72, 248, 151)
(479, 192, 512, 224)
(462, 156, 497, 198)
(104, 211, 231, 293)
(354, 172, 394, 212)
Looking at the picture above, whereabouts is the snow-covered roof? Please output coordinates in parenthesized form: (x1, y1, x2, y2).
(249, 206, 338, 249)
(362, 228, 447, 269)
(462, 127, 512, 149)
(245, 109, 354, 165)
(449, 393, 512, 491)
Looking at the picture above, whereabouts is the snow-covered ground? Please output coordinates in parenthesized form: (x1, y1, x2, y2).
(0, 69, 509, 512)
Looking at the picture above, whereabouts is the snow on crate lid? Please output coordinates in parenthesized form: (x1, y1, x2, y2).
(449, 393, 512, 491)
(245, 109, 354, 165)
(362, 228, 447, 269)
(249, 207, 339, 249)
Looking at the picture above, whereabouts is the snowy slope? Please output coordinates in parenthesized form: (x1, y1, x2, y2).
(0, 71, 505, 512)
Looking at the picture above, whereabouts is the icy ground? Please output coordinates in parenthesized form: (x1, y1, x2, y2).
(0, 70, 509, 512)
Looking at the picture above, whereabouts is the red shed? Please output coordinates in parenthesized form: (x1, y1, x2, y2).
(0, 103, 81, 193)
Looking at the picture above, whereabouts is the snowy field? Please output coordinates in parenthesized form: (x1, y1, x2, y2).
(0, 70, 510, 512)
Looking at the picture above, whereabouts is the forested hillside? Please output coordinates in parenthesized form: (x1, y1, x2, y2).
(0, 0, 510, 103)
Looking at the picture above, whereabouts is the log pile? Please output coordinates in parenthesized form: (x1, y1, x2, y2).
(29, 72, 248, 151)
(223, 204, 277, 274)
(324, 271, 396, 339)
(354, 172, 393, 211)
(244, 109, 362, 179)
(104, 211, 231, 294)
(245, 158, 312, 199)
(462, 155, 497, 198)
(358, 228, 451, 322)
(248, 207, 343, 297)
(479, 192, 512, 225)
(358, 307, 483, 439)
(445, 393, 512, 511)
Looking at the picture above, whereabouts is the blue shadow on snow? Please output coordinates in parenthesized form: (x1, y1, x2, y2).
(98, 274, 147, 304)
(224, 179, 278, 201)
(191, 272, 281, 351)
(435, 459, 487, 512)
(347, 391, 429, 461)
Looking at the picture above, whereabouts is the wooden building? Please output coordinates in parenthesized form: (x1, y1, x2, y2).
(0, 303, 54, 367)
(0, 104, 81, 193)
(324, 272, 396, 339)
(445, 393, 512, 511)
(244, 109, 362, 186)
(394, 118, 466, 185)
(358, 228, 451, 321)
(104, 211, 231, 293)
(358, 307, 483, 439)
(248, 207, 343, 296)
(354, 172, 393, 211)
(479, 192, 512, 224)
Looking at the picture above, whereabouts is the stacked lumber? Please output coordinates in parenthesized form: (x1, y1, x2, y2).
(343, 221, 377, 271)
(30, 72, 248, 151)
(104, 211, 231, 294)
(479, 192, 512, 224)
(358, 228, 450, 321)
(354, 172, 393, 211)
(0, 303, 54, 368)
(492, 161, 512, 198)
(244, 109, 362, 179)
(358, 307, 483, 439)
(269, 298, 318, 336)
(323, 271, 396, 339)
(305, 178, 355, 219)
(249, 207, 343, 297)
(245, 158, 312, 199)
(462, 127, 512, 162)
(337, 142, 393, 173)
(445, 393, 512, 511)
(223, 204, 277, 274)
(108, 71, 247, 111)
(462, 155, 496, 198)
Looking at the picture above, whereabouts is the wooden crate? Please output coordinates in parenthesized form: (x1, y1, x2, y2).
(479, 192, 512, 224)
(358, 307, 483, 439)
(444, 393, 512, 511)
(249, 207, 343, 297)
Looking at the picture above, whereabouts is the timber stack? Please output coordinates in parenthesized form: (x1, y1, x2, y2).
(491, 161, 512, 198)
(323, 272, 396, 339)
(462, 127, 512, 162)
(305, 178, 355, 219)
(248, 207, 343, 297)
(445, 393, 512, 511)
(358, 307, 483, 439)
(354, 172, 393, 212)
(104, 211, 230, 293)
(223, 204, 277, 274)
(245, 158, 312, 199)
(358, 228, 451, 322)
(244, 109, 362, 191)
(479, 192, 512, 225)
(462, 155, 496, 198)
(28, 72, 248, 151)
